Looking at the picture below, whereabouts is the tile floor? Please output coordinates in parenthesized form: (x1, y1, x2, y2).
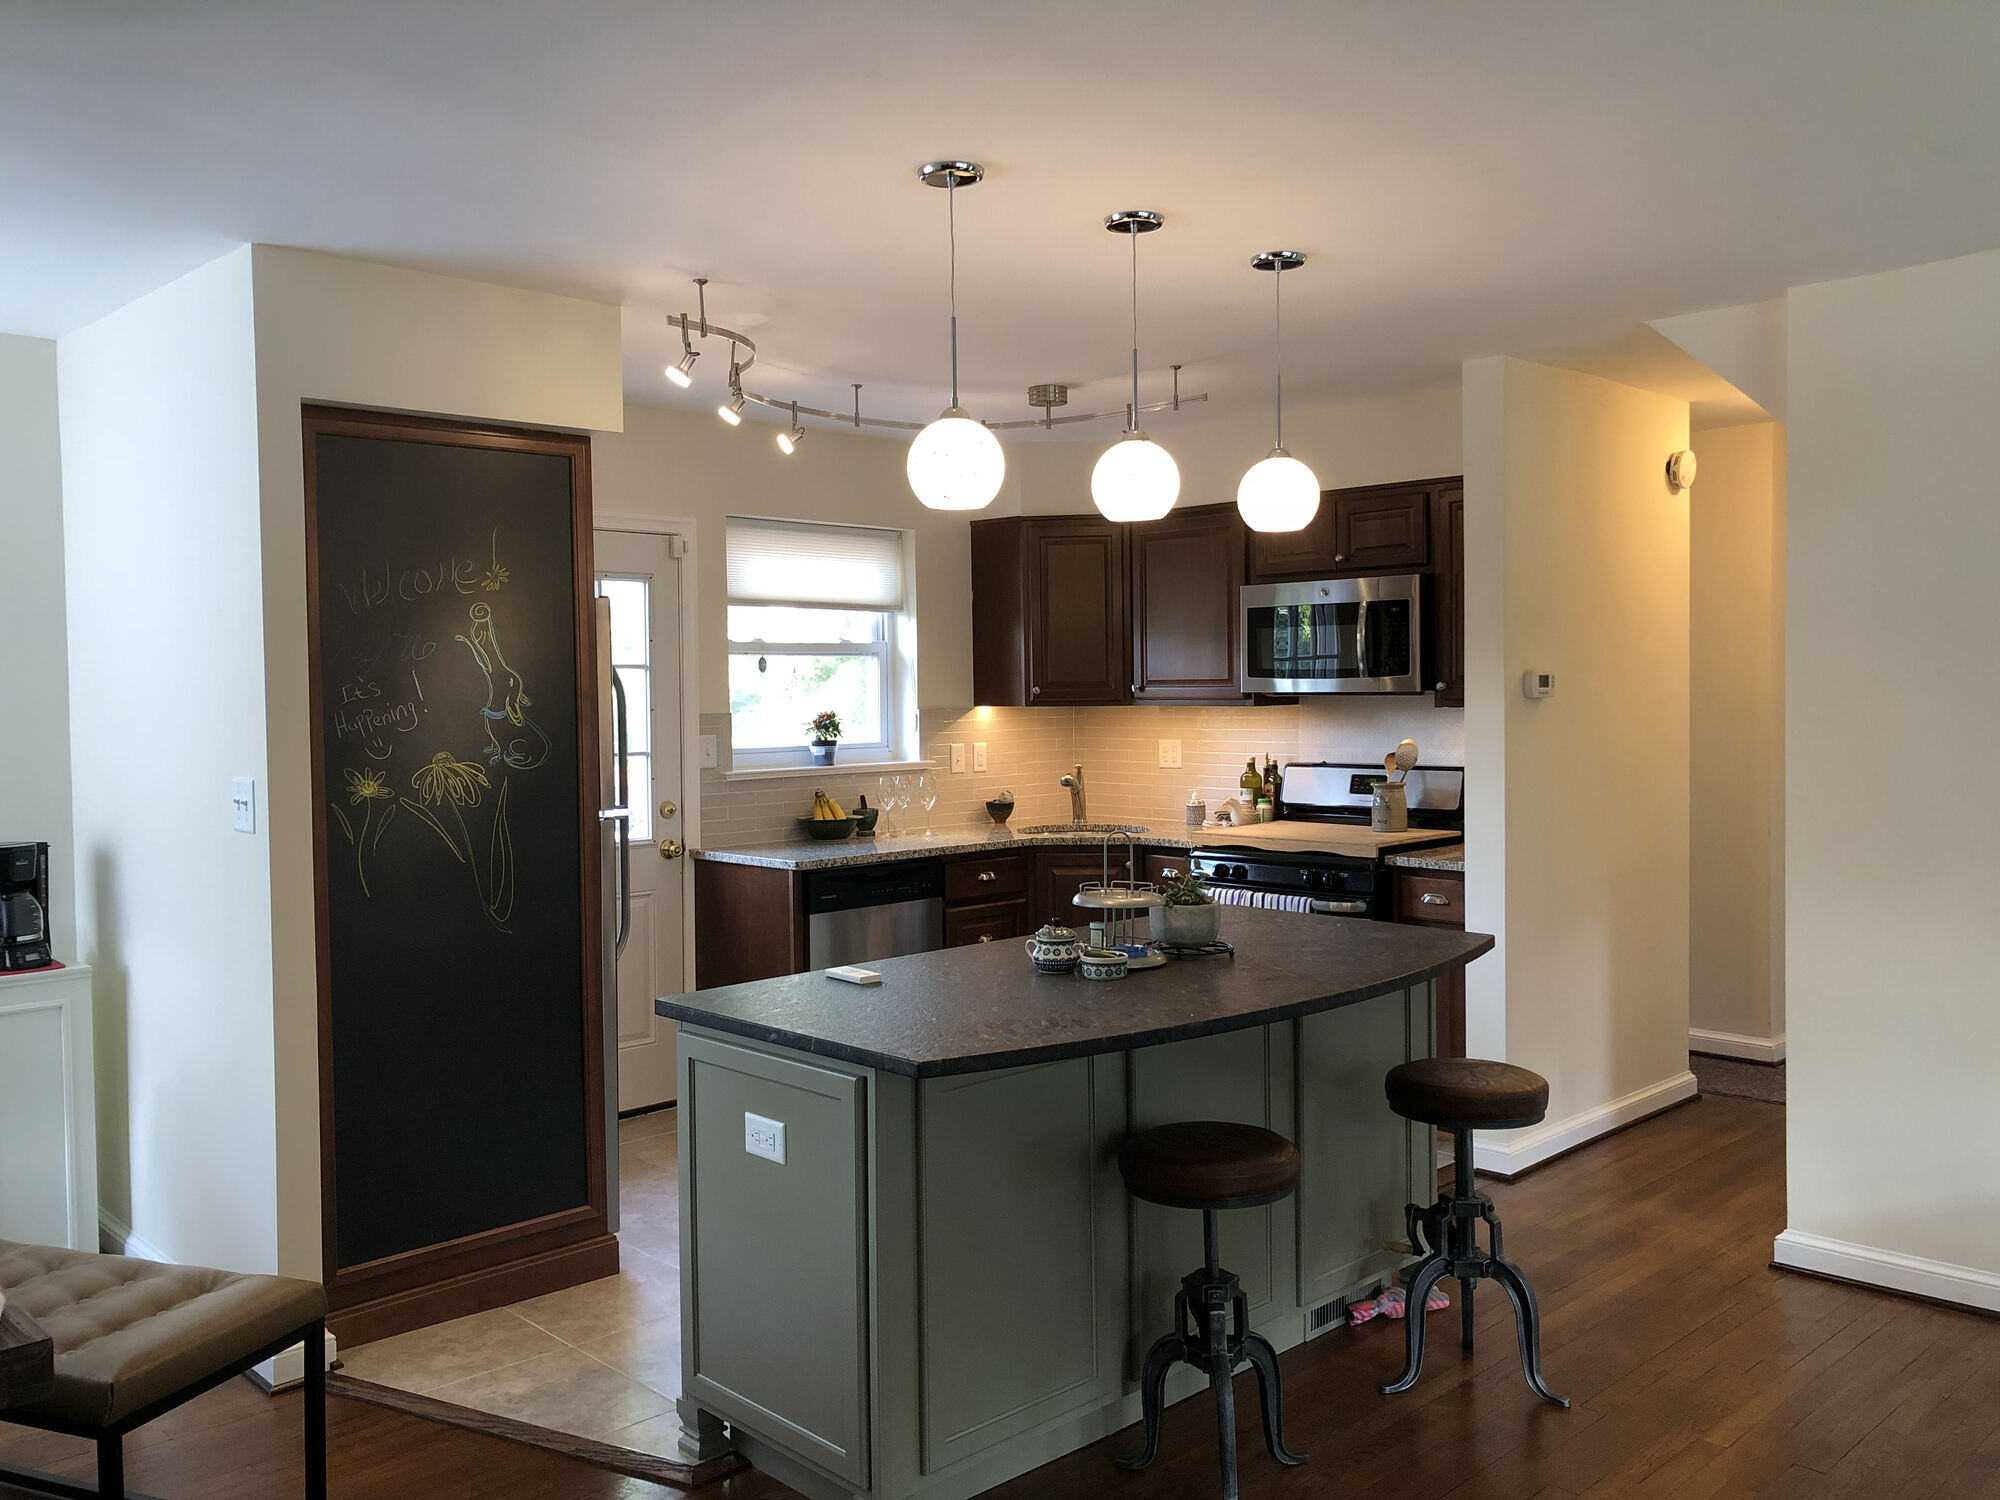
(337, 1107, 687, 1457)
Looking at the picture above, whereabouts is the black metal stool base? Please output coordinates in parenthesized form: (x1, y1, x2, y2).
(1379, 1129, 1568, 1408)
(1118, 1211, 1304, 1500)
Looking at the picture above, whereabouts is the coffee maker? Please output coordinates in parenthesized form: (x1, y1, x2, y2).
(0, 841, 53, 971)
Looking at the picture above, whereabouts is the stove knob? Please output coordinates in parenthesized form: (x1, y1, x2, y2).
(1235, 864, 1251, 882)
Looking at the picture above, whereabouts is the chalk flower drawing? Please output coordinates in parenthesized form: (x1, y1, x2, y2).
(411, 751, 488, 808)
(483, 528, 509, 591)
(402, 752, 513, 932)
(332, 767, 398, 897)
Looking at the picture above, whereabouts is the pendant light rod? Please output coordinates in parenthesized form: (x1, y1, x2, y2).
(1251, 250, 1306, 450)
(1105, 210, 1165, 433)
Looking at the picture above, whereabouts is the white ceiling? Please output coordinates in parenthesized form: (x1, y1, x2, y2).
(6, 2, 1999, 433)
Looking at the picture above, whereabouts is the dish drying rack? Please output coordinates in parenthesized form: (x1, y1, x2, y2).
(1071, 832, 1167, 963)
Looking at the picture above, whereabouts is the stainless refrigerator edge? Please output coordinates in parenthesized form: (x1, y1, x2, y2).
(595, 595, 629, 1232)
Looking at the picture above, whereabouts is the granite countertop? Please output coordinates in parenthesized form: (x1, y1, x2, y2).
(657, 907, 1492, 1077)
(692, 826, 1199, 869)
(1386, 843, 1466, 872)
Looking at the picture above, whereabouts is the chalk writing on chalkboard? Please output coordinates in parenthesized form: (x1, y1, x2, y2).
(456, 601, 550, 770)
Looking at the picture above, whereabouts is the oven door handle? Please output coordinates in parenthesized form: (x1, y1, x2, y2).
(1310, 898, 1370, 916)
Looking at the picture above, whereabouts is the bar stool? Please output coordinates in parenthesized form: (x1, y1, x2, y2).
(1116, 1120, 1307, 1500)
(1379, 1057, 1569, 1407)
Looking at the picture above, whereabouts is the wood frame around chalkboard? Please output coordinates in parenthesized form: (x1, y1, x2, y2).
(302, 405, 614, 1344)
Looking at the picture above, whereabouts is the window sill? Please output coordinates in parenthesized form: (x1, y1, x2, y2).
(721, 758, 934, 783)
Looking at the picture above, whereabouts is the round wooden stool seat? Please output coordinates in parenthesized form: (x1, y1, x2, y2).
(1118, 1121, 1301, 1211)
(1384, 1057, 1550, 1131)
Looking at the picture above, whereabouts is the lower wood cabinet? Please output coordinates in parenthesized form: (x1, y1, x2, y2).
(1033, 848, 1112, 929)
(1395, 867, 1466, 1059)
(944, 900, 1028, 947)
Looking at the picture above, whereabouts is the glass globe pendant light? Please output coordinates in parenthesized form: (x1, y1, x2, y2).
(908, 161, 1005, 511)
(1237, 250, 1321, 533)
(1091, 210, 1180, 523)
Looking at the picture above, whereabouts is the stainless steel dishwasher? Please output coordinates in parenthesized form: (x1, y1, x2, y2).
(804, 860, 946, 968)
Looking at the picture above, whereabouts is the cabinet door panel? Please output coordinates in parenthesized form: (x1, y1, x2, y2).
(945, 854, 1030, 904)
(1337, 486, 1431, 571)
(1035, 851, 1111, 929)
(1248, 503, 1341, 580)
(1131, 507, 1245, 701)
(1029, 524, 1127, 704)
(944, 900, 1028, 948)
(1434, 483, 1464, 705)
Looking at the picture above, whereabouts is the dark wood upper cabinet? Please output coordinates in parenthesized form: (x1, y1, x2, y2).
(971, 516, 1128, 706)
(1432, 482, 1465, 707)
(1130, 504, 1246, 702)
(1248, 478, 1443, 581)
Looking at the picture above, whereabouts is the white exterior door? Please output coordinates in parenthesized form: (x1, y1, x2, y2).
(594, 530, 687, 1112)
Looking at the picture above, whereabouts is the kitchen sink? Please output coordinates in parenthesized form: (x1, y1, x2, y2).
(1014, 823, 1150, 836)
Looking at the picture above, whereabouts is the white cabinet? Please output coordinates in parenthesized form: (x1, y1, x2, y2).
(0, 964, 97, 1249)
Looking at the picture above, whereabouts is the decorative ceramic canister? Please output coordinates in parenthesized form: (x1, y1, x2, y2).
(1026, 920, 1083, 974)
(1079, 947, 1130, 981)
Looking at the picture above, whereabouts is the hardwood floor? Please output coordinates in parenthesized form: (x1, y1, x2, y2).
(4, 1095, 1995, 1498)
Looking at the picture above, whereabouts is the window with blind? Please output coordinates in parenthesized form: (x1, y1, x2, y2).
(726, 518, 910, 764)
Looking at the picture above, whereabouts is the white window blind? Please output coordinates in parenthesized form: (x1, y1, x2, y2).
(726, 517, 906, 610)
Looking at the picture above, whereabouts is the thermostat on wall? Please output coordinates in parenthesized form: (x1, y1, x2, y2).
(1522, 671, 1556, 700)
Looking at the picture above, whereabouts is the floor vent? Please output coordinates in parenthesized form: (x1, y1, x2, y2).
(1306, 1300, 1344, 1336)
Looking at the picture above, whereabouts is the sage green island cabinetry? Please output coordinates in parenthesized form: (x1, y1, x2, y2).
(659, 908, 1492, 1500)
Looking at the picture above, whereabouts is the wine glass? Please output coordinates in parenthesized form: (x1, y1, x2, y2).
(915, 771, 939, 838)
(884, 773, 909, 839)
(875, 775, 898, 838)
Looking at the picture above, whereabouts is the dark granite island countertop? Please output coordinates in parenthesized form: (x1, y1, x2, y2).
(657, 906, 1491, 1078)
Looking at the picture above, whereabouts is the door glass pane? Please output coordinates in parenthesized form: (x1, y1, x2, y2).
(615, 667, 651, 755)
(599, 576, 649, 665)
(595, 572, 654, 840)
(626, 752, 653, 843)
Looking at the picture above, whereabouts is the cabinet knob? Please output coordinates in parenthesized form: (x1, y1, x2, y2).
(1031, 685, 1041, 697)
(978, 934, 994, 943)
(1335, 553, 1346, 562)
(977, 870, 997, 882)
(1435, 681, 1446, 691)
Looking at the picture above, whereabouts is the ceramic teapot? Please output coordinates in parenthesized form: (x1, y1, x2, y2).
(1026, 919, 1083, 974)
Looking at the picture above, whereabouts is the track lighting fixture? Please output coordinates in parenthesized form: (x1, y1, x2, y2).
(777, 402, 806, 455)
(907, 161, 1005, 511)
(1091, 210, 1180, 523)
(718, 390, 745, 427)
(1236, 251, 1321, 534)
(666, 346, 698, 389)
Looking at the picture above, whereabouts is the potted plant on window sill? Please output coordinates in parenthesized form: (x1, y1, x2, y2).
(808, 711, 842, 767)
(1154, 870, 1222, 947)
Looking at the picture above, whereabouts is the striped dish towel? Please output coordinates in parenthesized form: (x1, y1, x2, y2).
(1210, 887, 1315, 913)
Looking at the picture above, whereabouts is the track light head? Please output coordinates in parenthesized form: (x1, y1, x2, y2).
(718, 391, 745, 426)
(666, 348, 699, 388)
(777, 424, 806, 455)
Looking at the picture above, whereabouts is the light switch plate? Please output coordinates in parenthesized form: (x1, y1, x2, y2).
(973, 742, 987, 772)
(231, 777, 256, 833)
(1158, 739, 1182, 768)
(744, 1111, 786, 1164)
(949, 743, 966, 773)
(700, 734, 718, 768)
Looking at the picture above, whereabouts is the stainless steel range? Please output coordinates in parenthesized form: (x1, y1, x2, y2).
(1190, 762, 1463, 920)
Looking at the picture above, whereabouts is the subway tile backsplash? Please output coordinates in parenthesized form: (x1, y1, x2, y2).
(696, 700, 1464, 849)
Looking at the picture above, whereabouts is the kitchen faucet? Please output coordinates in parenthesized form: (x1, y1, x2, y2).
(1059, 764, 1087, 825)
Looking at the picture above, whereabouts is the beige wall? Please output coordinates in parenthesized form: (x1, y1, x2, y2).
(1688, 421, 1786, 1052)
(0, 334, 72, 959)
(1462, 357, 1693, 1170)
(59, 249, 276, 1268)
(1780, 248, 2000, 1301)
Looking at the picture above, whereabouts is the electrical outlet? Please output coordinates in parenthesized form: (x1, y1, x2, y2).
(1158, 739, 1182, 769)
(700, 734, 718, 768)
(744, 1112, 786, 1164)
(231, 777, 256, 833)
(949, 743, 966, 774)
(973, 742, 987, 773)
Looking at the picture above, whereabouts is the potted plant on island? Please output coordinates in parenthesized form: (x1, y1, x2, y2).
(1154, 869, 1222, 947)
(807, 710, 842, 767)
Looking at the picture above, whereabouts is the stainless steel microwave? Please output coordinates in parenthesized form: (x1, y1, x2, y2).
(1239, 573, 1424, 694)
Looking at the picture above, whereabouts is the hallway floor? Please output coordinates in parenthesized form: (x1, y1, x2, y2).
(333, 1107, 685, 1461)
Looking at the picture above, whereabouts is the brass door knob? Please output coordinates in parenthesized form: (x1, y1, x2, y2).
(660, 839, 685, 860)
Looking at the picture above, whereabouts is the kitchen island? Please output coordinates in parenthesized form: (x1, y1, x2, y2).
(657, 908, 1491, 1500)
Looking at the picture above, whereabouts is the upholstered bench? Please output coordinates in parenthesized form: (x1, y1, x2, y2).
(0, 1239, 327, 1499)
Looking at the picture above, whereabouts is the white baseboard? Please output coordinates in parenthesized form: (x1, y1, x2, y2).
(1473, 1070, 1699, 1178)
(98, 1210, 171, 1265)
(1689, 1027, 1787, 1063)
(98, 1210, 336, 1392)
(1774, 1229, 2000, 1315)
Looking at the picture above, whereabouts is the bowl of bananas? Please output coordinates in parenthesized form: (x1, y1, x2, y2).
(800, 790, 856, 840)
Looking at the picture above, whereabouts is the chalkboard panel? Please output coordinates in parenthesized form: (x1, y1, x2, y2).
(304, 409, 603, 1293)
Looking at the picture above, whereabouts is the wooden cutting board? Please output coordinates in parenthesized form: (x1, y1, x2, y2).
(1194, 821, 1458, 858)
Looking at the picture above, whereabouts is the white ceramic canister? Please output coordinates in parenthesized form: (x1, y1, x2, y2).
(1371, 780, 1409, 832)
